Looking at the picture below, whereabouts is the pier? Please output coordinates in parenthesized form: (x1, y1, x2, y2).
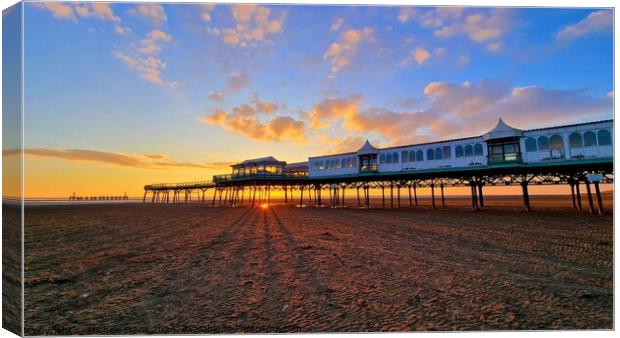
(143, 119, 613, 213)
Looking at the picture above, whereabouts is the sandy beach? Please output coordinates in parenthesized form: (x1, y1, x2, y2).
(22, 195, 613, 334)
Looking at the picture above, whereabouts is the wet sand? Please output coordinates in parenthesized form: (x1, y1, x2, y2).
(23, 195, 613, 334)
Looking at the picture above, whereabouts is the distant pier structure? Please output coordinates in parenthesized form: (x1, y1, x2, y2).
(143, 119, 613, 214)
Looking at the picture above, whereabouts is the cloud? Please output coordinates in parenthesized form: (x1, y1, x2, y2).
(227, 70, 251, 91)
(323, 27, 374, 77)
(397, 7, 416, 23)
(422, 81, 612, 133)
(458, 54, 470, 65)
(306, 80, 611, 146)
(200, 97, 307, 144)
(486, 42, 502, 52)
(200, 3, 216, 22)
(114, 29, 173, 86)
(30, 2, 76, 21)
(113, 52, 167, 85)
(316, 135, 368, 154)
(400, 47, 431, 66)
(3, 148, 230, 170)
(431, 8, 509, 48)
(128, 4, 167, 26)
(136, 29, 172, 55)
(331, 18, 344, 31)
(556, 10, 612, 42)
(30, 2, 129, 34)
(210, 4, 286, 48)
(208, 91, 225, 101)
(412, 47, 430, 65)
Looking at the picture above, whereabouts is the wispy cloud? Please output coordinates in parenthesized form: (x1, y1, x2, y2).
(206, 4, 286, 48)
(227, 70, 251, 91)
(114, 29, 173, 86)
(323, 27, 374, 78)
(397, 7, 417, 23)
(207, 91, 225, 101)
(401, 46, 431, 66)
(430, 8, 509, 49)
(30, 2, 129, 35)
(3, 148, 232, 170)
(556, 10, 612, 43)
(127, 3, 167, 26)
(30, 2, 76, 21)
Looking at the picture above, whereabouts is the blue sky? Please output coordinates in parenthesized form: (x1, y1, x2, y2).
(22, 2, 613, 167)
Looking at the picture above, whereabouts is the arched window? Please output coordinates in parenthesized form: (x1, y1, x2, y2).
(597, 129, 612, 146)
(525, 137, 537, 152)
(416, 150, 424, 161)
(393, 153, 399, 163)
(427, 149, 435, 160)
(341, 158, 347, 168)
(443, 146, 451, 159)
(569, 132, 583, 148)
(583, 131, 597, 147)
(409, 151, 416, 162)
(455, 145, 464, 158)
(336, 159, 341, 168)
(464, 145, 473, 157)
(386, 153, 392, 164)
(474, 144, 483, 156)
(550, 134, 564, 151)
(538, 136, 550, 150)
(379, 154, 385, 164)
(401, 151, 408, 162)
(435, 148, 443, 160)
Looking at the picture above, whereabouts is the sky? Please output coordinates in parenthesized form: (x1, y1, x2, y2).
(2, 2, 614, 198)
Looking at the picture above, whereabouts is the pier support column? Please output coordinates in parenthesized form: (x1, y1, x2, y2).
(413, 183, 418, 206)
(143, 190, 147, 203)
(390, 183, 394, 208)
(431, 184, 436, 209)
(365, 185, 370, 208)
(284, 185, 288, 204)
(300, 185, 304, 207)
(477, 183, 484, 208)
(521, 182, 531, 212)
(381, 185, 386, 208)
(397, 184, 401, 208)
(251, 185, 257, 207)
(470, 183, 478, 211)
(569, 180, 577, 209)
(575, 181, 582, 211)
(341, 185, 345, 207)
(594, 181, 604, 215)
(585, 180, 595, 214)
(356, 186, 360, 207)
(317, 185, 322, 207)
(440, 184, 445, 208)
(267, 185, 271, 205)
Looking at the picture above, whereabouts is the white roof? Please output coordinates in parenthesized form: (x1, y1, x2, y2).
(483, 118, 523, 140)
(357, 139, 379, 155)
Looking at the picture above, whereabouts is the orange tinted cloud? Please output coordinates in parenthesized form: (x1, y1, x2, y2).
(127, 3, 167, 26)
(3, 148, 230, 170)
(323, 27, 374, 77)
(200, 99, 307, 144)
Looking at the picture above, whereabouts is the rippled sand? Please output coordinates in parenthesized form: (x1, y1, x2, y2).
(23, 196, 613, 334)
